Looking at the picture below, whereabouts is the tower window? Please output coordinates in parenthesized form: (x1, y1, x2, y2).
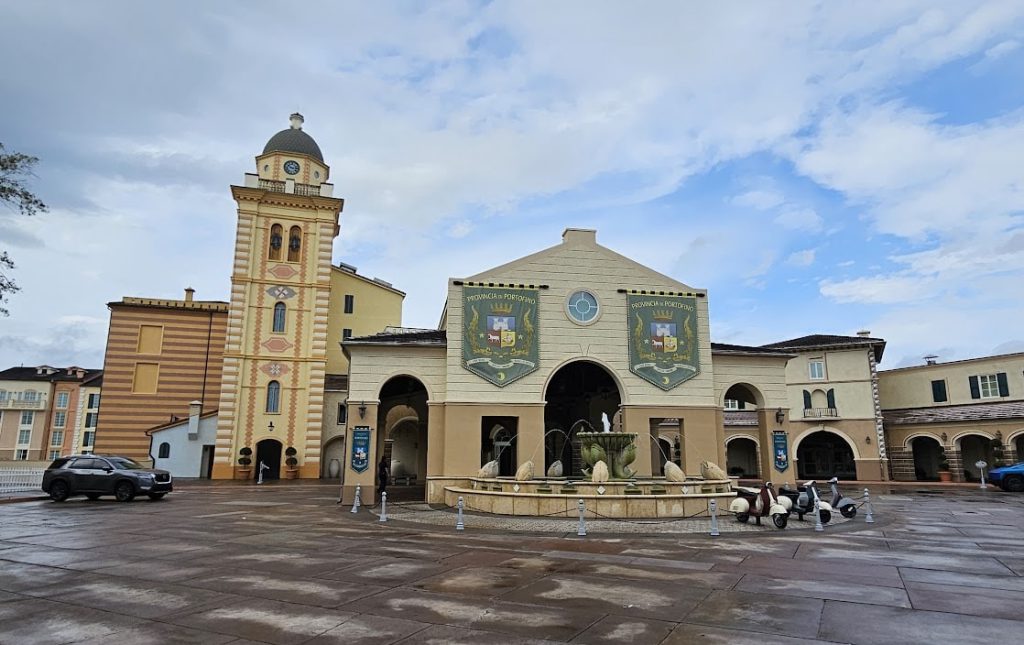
(272, 302, 286, 333)
(342, 328, 352, 339)
(158, 442, 170, 459)
(344, 294, 354, 314)
(287, 226, 301, 262)
(269, 224, 283, 261)
(266, 380, 281, 413)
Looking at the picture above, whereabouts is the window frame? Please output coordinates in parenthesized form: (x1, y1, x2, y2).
(53, 411, 66, 428)
(15, 449, 28, 461)
(17, 428, 31, 445)
(158, 442, 171, 459)
(272, 302, 287, 333)
(56, 391, 69, 409)
(20, 410, 34, 426)
(337, 403, 347, 425)
(344, 294, 355, 314)
(978, 374, 1000, 399)
(266, 380, 281, 414)
(808, 360, 825, 380)
(50, 429, 64, 446)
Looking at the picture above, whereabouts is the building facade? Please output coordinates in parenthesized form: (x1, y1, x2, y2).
(881, 353, 1024, 482)
(0, 366, 101, 461)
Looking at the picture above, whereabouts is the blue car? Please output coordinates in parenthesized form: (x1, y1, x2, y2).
(988, 462, 1024, 492)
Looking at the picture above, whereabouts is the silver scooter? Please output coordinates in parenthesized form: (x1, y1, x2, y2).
(828, 477, 858, 518)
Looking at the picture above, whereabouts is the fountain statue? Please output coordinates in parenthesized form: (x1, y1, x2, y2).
(601, 412, 611, 432)
(578, 428, 638, 480)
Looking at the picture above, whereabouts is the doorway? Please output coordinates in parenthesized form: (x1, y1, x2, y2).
(911, 436, 942, 481)
(544, 360, 621, 477)
(482, 417, 518, 477)
(255, 438, 282, 480)
(797, 431, 856, 480)
(200, 445, 215, 479)
(727, 437, 759, 479)
(958, 434, 994, 481)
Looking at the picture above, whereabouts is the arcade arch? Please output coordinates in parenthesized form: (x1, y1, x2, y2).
(794, 428, 858, 480)
(543, 359, 622, 477)
(726, 436, 760, 479)
(377, 375, 429, 497)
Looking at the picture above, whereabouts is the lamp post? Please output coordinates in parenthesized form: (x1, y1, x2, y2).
(775, 408, 785, 425)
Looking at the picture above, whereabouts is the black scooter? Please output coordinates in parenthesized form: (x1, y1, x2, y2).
(778, 480, 832, 524)
(828, 477, 858, 518)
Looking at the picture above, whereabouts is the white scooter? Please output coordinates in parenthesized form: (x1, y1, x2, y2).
(730, 481, 790, 529)
(828, 477, 858, 519)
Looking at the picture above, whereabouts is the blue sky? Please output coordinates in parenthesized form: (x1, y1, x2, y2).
(1, 1, 1023, 369)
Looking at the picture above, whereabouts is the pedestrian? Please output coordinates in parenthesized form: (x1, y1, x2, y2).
(377, 457, 389, 503)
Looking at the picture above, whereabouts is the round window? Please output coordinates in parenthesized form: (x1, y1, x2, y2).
(566, 290, 600, 325)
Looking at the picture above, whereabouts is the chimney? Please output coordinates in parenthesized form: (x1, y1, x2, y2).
(187, 400, 202, 439)
(562, 228, 597, 246)
(184, 287, 195, 303)
(924, 355, 938, 365)
(75, 369, 85, 379)
(856, 330, 871, 338)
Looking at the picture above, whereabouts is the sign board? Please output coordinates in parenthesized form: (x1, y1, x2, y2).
(627, 294, 700, 390)
(350, 426, 371, 473)
(462, 286, 539, 386)
(773, 431, 789, 473)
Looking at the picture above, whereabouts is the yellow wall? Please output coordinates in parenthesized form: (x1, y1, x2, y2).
(879, 353, 1024, 409)
(782, 348, 878, 420)
(325, 269, 404, 374)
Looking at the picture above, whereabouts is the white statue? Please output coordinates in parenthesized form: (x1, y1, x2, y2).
(515, 460, 535, 481)
(478, 460, 499, 478)
(592, 460, 610, 482)
(546, 460, 563, 477)
(601, 412, 611, 433)
(664, 461, 686, 482)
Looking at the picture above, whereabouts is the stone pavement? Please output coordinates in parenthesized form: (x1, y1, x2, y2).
(0, 482, 1022, 644)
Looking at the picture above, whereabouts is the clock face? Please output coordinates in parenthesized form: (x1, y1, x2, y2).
(283, 160, 300, 175)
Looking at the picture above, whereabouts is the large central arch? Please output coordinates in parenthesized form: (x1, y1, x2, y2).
(377, 375, 429, 500)
(543, 360, 622, 477)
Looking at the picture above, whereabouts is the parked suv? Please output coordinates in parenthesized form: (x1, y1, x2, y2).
(42, 455, 173, 502)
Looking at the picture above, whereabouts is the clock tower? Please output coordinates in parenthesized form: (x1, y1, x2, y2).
(212, 114, 343, 479)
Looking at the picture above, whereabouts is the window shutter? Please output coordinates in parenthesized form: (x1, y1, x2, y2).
(826, 388, 836, 409)
(802, 390, 812, 409)
(738, 400, 746, 410)
(997, 372, 1009, 397)
(931, 380, 947, 403)
(969, 376, 980, 399)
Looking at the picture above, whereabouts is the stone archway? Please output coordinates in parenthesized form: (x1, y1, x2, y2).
(255, 438, 282, 480)
(1015, 433, 1024, 463)
(796, 430, 856, 480)
(377, 375, 429, 499)
(958, 434, 994, 482)
(726, 437, 760, 479)
(543, 360, 622, 477)
(910, 435, 942, 481)
(321, 436, 345, 480)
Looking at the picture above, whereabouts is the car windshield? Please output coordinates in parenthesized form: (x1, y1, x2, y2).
(107, 457, 145, 470)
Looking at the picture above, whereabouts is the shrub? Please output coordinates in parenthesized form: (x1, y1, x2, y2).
(238, 446, 252, 467)
(938, 446, 950, 471)
(285, 446, 298, 468)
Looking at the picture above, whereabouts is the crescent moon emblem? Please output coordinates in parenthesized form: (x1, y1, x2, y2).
(497, 371, 506, 381)
(662, 376, 670, 385)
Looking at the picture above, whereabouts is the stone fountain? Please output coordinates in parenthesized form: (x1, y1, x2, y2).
(577, 432, 638, 480)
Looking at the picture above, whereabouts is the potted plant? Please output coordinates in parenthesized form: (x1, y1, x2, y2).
(991, 437, 1005, 468)
(937, 446, 952, 483)
(284, 446, 298, 479)
(236, 447, 253, 480)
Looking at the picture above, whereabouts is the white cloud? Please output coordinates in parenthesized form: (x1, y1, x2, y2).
(731, 188, 785, 210)
(774, 208, 823, 232)
(786, 249, 816, 267)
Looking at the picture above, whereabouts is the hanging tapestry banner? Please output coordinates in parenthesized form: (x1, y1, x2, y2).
(350, 426, 371, 473)
(627, 294, 700, 390)
(462, 286, 539, 387)
(773, 430, 790, 473)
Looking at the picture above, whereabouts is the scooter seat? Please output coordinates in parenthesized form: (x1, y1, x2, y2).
(735, 486, 760, 494)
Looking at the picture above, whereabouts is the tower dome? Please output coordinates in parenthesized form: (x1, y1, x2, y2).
(262, 113, 324, 162)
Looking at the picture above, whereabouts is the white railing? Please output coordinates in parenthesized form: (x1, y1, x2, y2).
(0, 398, 46, 410)
(0, 467, 45, 494)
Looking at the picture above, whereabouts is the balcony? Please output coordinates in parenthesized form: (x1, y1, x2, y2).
(803, 407, 838, 419)
(0, 398, 46, 410)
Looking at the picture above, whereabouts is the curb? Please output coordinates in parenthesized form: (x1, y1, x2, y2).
(0, 495, 48, 505)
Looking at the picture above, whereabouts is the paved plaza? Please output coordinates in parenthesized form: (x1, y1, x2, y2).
(0, 483, 1022, 644)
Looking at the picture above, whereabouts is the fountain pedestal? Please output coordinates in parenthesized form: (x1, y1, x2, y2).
(577, 432, 638, 480)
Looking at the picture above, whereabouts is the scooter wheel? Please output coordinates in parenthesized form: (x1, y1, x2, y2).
(772, 513, 788, 529)
(819, 510, 832, 524)
(841, 504, 857, 519)
(736, 513, 749, 523)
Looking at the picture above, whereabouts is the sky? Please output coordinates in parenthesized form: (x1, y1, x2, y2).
(1, 1, 1023, 370)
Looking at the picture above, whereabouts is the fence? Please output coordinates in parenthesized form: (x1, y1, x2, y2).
(0, 467, 45, 494)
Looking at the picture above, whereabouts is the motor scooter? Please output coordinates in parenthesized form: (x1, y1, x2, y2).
(729, 481, 789, 529)
(778, 480, 833, 524)
(827, 477, 858, 518)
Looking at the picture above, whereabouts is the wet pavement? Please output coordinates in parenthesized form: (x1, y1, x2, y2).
(0, 482, 1022, 644)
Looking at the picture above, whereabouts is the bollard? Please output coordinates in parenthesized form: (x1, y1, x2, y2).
(864, 488, 875, 524)
(350, 484, 361, 513)
(379, 491, 388, 522)
(709, 498, 720, 537)
(576, 498, 587, 537)
(257, 460, 269, 485)
(980, 468, 988, 490)
(456, 496, 465, 531)
(813, 497, 824, 532)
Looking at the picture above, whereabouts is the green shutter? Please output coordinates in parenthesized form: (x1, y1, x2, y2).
(931, 380, 947, 403)
(802, 390, 812, 409)
(969, 376, 980, 399)
(826, 388, 836, 409)
(997, 372, 1009, 397)
(738, 400, 746, 409)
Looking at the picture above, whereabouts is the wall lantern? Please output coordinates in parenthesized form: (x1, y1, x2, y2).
(775, 408, 785, 424)
(268, 421, 275, 432)
(865, 435, 872, 444)
(358, 402, 367, 419)
(941, 432, 948, 443)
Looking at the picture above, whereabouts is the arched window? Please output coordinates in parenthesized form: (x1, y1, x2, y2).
(266, 380, 281, 413)
(272, 302, 286, 333)
(287, 226, 301, 262)
(269, 224, 283, 260)
(158, 442, 170, 458)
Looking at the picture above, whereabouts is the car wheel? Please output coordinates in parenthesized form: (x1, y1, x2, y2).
(736, 513, 749, 523)
(114, 481, 136, 502)
(841, 504, 857, 518)
(1004, 476, 1024, 493)
(772, 513, 788, 529)
(49, 480, 70, 502)
(147, 493, 166, 500)
(85, 493, 101, 501)
(818, 509, 832, 524)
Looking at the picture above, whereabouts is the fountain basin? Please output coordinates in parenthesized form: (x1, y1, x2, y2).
(577, 431, 638, 480)
(428, 476, 735, 518)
